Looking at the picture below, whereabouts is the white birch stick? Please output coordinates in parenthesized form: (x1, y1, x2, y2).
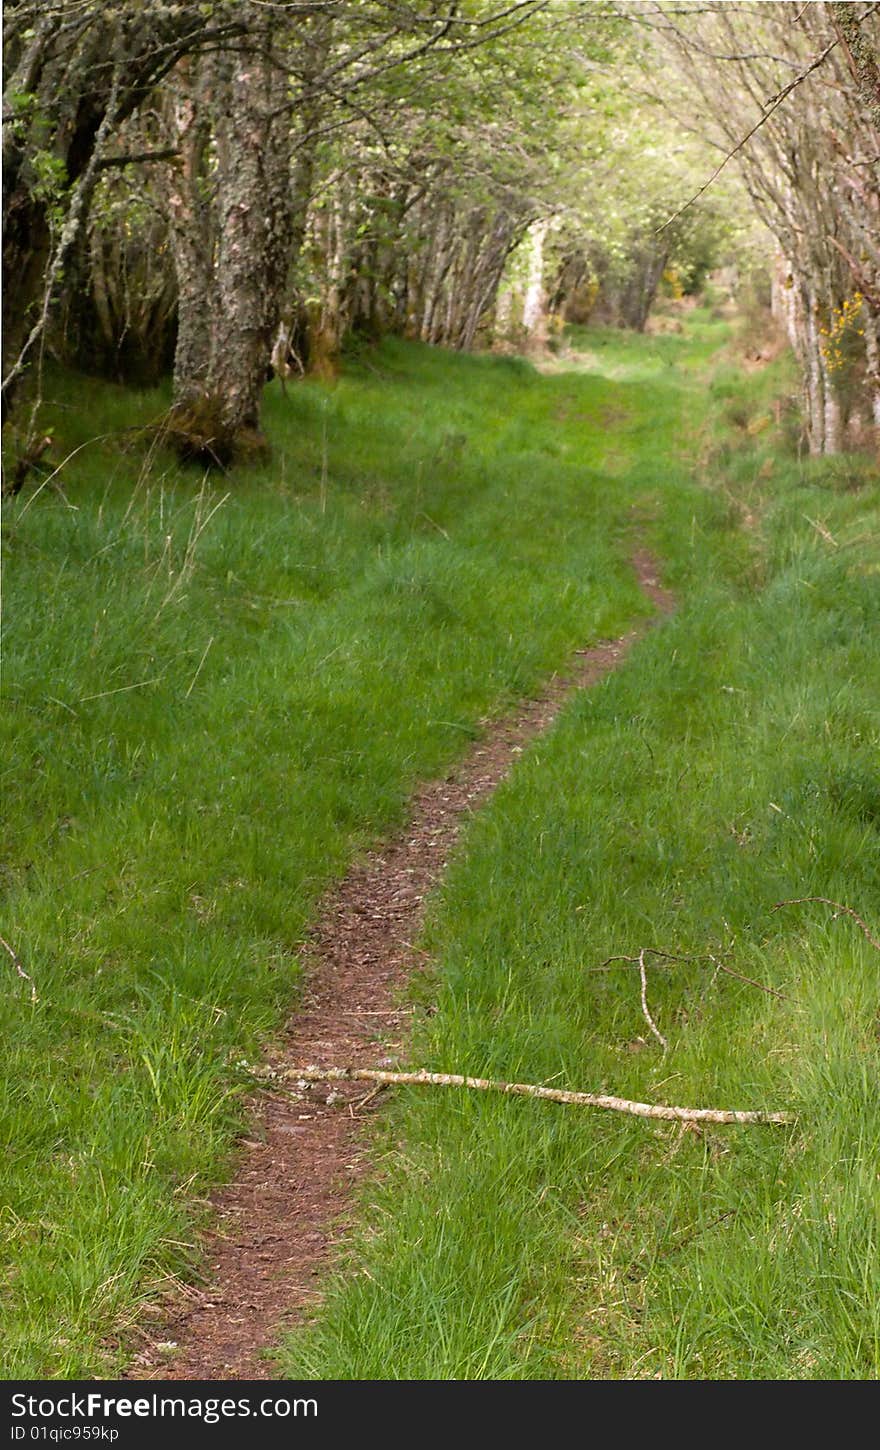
(247, 1064, 794, 1126)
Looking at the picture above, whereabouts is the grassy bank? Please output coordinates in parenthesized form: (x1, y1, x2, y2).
(0, 320, 731, 1375)
(278, 323, 880, 1379)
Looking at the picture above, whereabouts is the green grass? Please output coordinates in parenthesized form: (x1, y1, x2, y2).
(4, 308, 878, 1379)
(277, 322, 880, 1380)
(0, 317, 730, 1377)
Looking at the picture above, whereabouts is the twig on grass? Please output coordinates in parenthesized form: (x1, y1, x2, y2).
(710, 955, 794, 1003)
(638, 948, 669, 1049)
(350, 1083, 389, 1116)
(241, 1063, 793, 1126)
(596, 945, 794, 1004)
(773, 897, 880, 953)
(0, 934, 38, 1003)
(595, 947, 670, 1047)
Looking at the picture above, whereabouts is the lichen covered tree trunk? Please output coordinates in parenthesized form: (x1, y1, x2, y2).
(2, 11, 111, 408)
(162, 55, 216, 411)
(205, 33, 292, 453)
(2, 3, 245, 421)
(166, 17, 293, 463)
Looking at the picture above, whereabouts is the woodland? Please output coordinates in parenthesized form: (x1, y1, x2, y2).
(4, 0, 879, 462)
(2, 0, 880, 1386)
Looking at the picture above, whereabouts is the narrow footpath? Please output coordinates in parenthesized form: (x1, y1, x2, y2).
(131, 549, 674, 1380)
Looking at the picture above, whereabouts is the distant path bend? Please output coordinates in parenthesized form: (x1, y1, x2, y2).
(129, 548, 674, 1381)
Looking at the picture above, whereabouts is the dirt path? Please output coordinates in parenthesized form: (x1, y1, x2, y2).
(129, 549, 673, 1381)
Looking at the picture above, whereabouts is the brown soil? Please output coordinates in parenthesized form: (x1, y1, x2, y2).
(127, 549, 674, 1381)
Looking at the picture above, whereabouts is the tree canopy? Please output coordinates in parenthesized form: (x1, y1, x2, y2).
(3, 0, 879, 462)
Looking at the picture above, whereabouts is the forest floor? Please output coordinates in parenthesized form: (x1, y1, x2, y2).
(2, 306, 879, 1378)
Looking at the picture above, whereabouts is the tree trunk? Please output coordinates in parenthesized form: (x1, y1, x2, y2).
(522, 220, 548, 345)
(863, 315, 880, 428)
(2, 12, 110, 408)
(833, 1, 880, 131)
(167, 17, 293, 463)
(206, 35, 292, 453)
(803, 286, 826, 455)
(2, 4, 247, 420)
(163, 56, 215, 410)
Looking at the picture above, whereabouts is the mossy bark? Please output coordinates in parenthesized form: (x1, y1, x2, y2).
(166, 18, 293, 463)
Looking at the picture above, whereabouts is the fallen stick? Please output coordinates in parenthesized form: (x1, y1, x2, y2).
(710, 957, 794, 1003)
(597, 947, 794, 1003)
(773, 897, 880, 953)
(245, 1063, 794, 1126)
(0, 933, 38, 1003)
(638, 947, 668, 1049)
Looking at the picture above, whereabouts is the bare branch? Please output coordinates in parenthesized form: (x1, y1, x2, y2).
(651, 5, 876, 233)
(2, 56, 125, 401)
(243, 1063, 794, 1126)
(0, 934, 38, 1003)
(639, 947, 669, 1049)
(596, 946, 794, 1004)
(773, 897, 880, 953)
(95, 147, 180, 169)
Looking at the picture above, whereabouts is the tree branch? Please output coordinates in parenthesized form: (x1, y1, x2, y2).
(653, 9, 857, 233)
(243, 1063, 794, 1125)
(94, 147, 180, 169)
(0, 934, 38, 1003)
(773, 897, 880, 952)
